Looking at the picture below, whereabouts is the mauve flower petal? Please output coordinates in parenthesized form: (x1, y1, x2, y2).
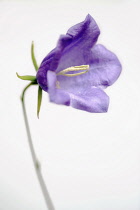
(56, 14, 100, 73)
(70, 87, 109, 113)
(88, 44, 122, 87)
(37, 50, 55, 91)
(57, 44, 121, 93)
(36, 14, 100, 91)
(47, 71, 70, 106)
(47, 71, 109, 113)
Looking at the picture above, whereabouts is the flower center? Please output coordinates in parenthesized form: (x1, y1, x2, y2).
(57, 65, 89, 77)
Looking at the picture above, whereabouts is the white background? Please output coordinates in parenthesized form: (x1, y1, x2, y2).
(0, 0, 140, 209)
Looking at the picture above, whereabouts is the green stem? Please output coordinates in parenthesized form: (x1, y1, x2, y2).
(21, 82, 55, 210)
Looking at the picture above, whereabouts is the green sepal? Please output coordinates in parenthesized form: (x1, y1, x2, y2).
(31, 41, 39, 71)
(37, 86, 42, 118)
(16, 73, 37, 82)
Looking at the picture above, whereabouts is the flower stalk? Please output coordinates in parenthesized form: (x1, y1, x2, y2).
(20, 83, 55, 209)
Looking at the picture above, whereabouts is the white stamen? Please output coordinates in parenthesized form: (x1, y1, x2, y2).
(57, 65, 89, 77)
